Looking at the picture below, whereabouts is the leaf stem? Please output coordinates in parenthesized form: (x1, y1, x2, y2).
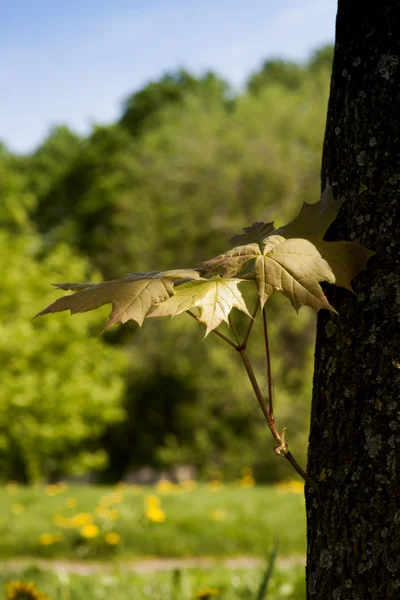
(228, 315, 241, 346)
(262, 306, 274, 424)
(241, 298, 260, 349)
(284, 452, 318, 491)
(186, 306, 318, 491)
(186, 310, 238, 350)
(239, 349, 270, 424)
(238, 337, 318, 491)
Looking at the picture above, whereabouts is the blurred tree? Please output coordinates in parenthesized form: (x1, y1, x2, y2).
(119, 70, 231, 137)
(23, 125, 81, 198)
(308, 45, 334, 73)
(14, 47, 333, 482)
(0, 189, 126, 482)
(247, 59, 304, 93)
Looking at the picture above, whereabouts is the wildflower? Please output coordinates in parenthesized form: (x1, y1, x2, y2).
(145, 495, 160, 510)
(66, 497, 77, 508)
(180, 479, 197, 491)
(5, 580, 49, 600)
(45, 484, 64, 496)
(146, 507, 166, 522)
(207, 480, 222, 491)
(69, 513, 93, 527)
(80, 524, 100, 538)
(104, 532, 121, 545)
(156, 479, 177, 494)
(5, 481, 18, 494)
(39, 532, 62, 545)
(208, 509, 225, 521)
(98, 491, 124, 506)
(239, 474, 255, 488)
(53, 514, 69, 528)
(275, 479, 304, 494)
(144, 496, 165, 522)
(12, 503, 24, 515)
(194, 588, 220, 598)
(95, 506, 119, 520)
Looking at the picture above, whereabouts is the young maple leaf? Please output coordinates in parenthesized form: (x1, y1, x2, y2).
(200, 184, 374, 312)
(35, 269, 201, 329)
(200, 236, 337, 312)
(148, 278, 251, 336)
(275, 183, 342, 240)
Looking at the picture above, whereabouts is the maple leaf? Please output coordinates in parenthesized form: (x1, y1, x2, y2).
(148, 278, 251, 336)
(255, 235, 336, 311)
(229, 221, 276, 246)
(35, 269, 201, 329)
(204, 183, 373, 309)
(275, 182, 342, 240)
(198, 234, 363, 313)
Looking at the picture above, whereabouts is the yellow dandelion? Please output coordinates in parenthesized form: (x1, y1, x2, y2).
(208, 509, 225, 521)
(53, 514, 69, 528)
(156, 479, 177, 494)
(45, 484, 63, 497)
(144, 495, 160, 510)
(99, 491, 124, 506)
(39, 532, 61, 546)
(194, 588, 220, 598)
(275, 479, 304, 494)
(5, 580, 49, 600)
(12, 503, 24, 515)
(180, 479, 197, 491)
(207, 480, 223, 491)
(5, 481, 18, 494)
(146, 507, 166, 522)
(239, 474, 255, 488)
(65, 497, 77, 508)
(95, 506, 119, 520)
(104, 532, 121, 545)
(80, 523, 100, 539)
(69, 512, 93, 527)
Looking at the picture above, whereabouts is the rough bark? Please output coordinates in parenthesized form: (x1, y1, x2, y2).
(306, 2, 400, 598)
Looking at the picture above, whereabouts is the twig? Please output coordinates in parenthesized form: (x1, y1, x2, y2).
(262, 306, 274, 424)
(241, 298, 260, 349)
(186, 311, 238, 349)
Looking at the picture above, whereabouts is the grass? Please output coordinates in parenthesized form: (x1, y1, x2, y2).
(0, 480, 306, 560)
(0, 564, 306, 599)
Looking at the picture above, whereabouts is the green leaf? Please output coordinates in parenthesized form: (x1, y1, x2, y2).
(36, 269, 201, 329)
(256, 235, 336, 311)
(276, 182, 342, 240)
(199, 244, 259, 278)
(229, 221, 276, 247)
(148, 278, 251, 336)
(306, 239, 374, 292)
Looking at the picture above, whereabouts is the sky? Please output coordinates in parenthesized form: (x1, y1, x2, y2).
(0, 0, 337, 153)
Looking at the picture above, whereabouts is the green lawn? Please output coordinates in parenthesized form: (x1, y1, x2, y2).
(0, 564, 306, 599)
(0, 481, 305, 560)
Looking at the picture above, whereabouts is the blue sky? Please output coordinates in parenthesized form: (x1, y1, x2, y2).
(0, 0, 337, 153)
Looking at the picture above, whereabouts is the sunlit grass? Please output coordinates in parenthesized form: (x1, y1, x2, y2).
(0, 564, 306, 600)
(0, 480, 306, 560)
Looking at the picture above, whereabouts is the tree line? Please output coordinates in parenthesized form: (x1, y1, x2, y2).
(0, 46, 333, 483)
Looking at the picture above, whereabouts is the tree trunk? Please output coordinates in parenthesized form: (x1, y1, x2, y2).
(306, 2, 400, 598)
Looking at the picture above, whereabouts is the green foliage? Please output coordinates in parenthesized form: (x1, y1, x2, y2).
(2, 45, 341, 482)
(119, 70, 231, 137)
(37, 180, 372, 487)
(0, 231, 126, 483)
